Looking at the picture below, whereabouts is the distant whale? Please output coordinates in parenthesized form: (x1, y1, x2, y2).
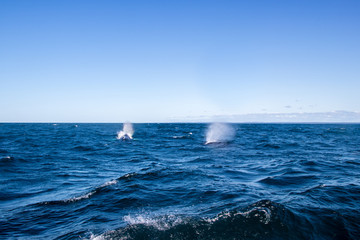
(118, 133, 133, 141)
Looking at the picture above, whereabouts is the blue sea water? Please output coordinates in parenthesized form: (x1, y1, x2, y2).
(0, 123, 359, 239)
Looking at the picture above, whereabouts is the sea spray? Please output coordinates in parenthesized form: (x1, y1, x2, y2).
(117, 122, 134, 140)
(205, 122, 235, 144)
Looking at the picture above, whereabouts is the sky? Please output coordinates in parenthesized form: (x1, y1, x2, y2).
(1, 0, 359, 122)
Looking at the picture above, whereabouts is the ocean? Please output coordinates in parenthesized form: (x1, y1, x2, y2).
(0, 123, 359, 239)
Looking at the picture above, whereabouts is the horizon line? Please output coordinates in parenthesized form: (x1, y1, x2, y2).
(1, 121, 360, 124)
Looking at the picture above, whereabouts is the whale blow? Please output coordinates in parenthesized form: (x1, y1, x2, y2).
(205, 122, 235, 144)
(117, 122, 134, 140)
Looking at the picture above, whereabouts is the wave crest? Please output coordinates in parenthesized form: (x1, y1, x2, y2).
(38, 178, 119, 205)
(92, 200, 312, 240)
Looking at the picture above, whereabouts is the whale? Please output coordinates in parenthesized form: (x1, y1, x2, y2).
(119, 133, 132, 141)
(117, 130, 133, 141)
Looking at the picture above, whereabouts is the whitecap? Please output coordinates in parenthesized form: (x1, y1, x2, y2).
(89, 233, 105, 240)
(123, 214, 184, 231)
(100, 179, 118, 187)
(66, 190, 96, 203)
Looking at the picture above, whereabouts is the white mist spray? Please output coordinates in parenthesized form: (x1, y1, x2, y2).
(205, 123, 235, 144)
(117, 122, 134, 140)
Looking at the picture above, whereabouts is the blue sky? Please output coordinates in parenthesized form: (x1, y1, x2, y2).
(1, 0, 359, 122)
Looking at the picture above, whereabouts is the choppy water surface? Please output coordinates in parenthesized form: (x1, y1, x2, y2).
(0, 123, 359, 239)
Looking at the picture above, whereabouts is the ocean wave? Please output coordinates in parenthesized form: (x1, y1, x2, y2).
(258, 174, 318, 186)
(172, 135, 190, 139)
(123, 214, 185, 231)
(0, 156, 28, 168)
(38, 169, 182, 206)
(35, 168, 177, 206)
(38, 178, 119, 205)
(0, 149, 8, 153)
(256, 143, 281, 149)
(0, 156, 15, 161)
(89, 200, 312, 240)
(116, 168, 201, 183)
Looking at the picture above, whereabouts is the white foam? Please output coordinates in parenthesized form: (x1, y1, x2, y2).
(89, 233, 105, 240)
(172, 135, 185, 139)
(88, 231, 128, 240)
(122, 172, 137, 179)
(123, 214, 184, 231)
(206, 207, 271, 224)
(64, 179, 117, 203)
(205, 123, 235, 144)
(67, 190, 96, 202)
(245, 207, 271, 224)
(100, 179, 118, 187)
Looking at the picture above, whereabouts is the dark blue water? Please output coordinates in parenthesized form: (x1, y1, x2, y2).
(0, 123, 359, 239)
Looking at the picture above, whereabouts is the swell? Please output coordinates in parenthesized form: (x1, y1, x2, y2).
(36, 178, 120, 205)
(34, 168, 206, 206)
(91, 200, 315, 240)
(258, 174, 318, 186)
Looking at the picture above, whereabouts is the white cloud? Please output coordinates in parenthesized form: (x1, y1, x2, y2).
(178, 111, 360, 123)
